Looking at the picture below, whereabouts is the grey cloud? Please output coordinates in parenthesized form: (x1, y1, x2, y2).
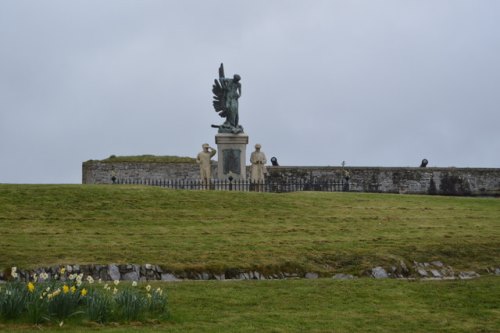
(1, 0, 499, 183)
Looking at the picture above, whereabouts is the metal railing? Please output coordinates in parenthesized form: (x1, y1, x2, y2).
(116, 178, 349, 193)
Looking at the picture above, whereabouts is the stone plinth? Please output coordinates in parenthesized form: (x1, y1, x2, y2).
(215, 133, 249, 180)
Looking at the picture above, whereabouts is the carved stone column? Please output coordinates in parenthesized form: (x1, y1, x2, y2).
(215, 133, 249, 180)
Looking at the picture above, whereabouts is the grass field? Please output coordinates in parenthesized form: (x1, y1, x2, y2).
(0, 184, 498, 274)
(0, 184, 499, 331)
(1, 278, 498, 332)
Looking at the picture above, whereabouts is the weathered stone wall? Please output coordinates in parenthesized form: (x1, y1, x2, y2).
(266, 166, 500, 196)
(82, 161, 500, 196)
(82, 161, 217, 184)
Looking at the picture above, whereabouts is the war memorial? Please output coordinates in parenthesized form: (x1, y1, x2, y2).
(1, 64, 499, 331)
(82, 63, 500, 197)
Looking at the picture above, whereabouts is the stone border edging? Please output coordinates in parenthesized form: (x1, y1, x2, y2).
(1, 262, 499, 283)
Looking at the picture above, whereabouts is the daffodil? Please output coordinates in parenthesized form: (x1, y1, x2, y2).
(60, 267, 66, 274)
(11, 267, 18, 279)
(81, 288, 88, 296)
(132, 281, 138, 287)
(86, 276, 95, 284)
(27, 282, 35, 293)
(113, 280, 120, 286)
(63, 285, 69, 294)
(146, 284, 151, 292)
(70, 286, 76, 294)
(113, 287, 118, 295)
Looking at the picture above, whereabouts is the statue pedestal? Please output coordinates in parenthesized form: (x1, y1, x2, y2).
(215, 133, 249, 180)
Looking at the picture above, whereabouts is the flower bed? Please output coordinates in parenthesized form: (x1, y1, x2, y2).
(0, 267, 168, 325)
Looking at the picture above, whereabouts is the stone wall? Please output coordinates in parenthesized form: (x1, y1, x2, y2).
(267, 166, 500, 196)
(82, 161, 500, 196)
(82, 161, 216, 184)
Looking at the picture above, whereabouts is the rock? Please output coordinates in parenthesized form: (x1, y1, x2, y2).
(108, 264, 121, 281)
(214, 274, 225, 281)
(431, 261, 444, 268)
(417, 268, 428, 277)
(332, 273, 354, 280)
(440, 267, 454, 277)
(145, 263, 152, 270)
(201, 272, 210, 280)
(161, 273, 179, 281)
(371, 267, 388, 279)
(459, 271, 480, 280)
(495, 268, 500, 276)
(399, 260, 409, 274)
(122, 271, 139, 281)
(430, 269, 442, 278)
(305, 272, 319, 279)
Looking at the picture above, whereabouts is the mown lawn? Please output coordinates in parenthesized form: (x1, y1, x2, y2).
(0, 185, 499, 332)
(1, 277, 498, 332)
(0, 184, 499, 274)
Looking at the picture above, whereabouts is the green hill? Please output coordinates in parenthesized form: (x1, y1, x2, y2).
(1, 184, 498, 274)
(1, 184, 499, 332)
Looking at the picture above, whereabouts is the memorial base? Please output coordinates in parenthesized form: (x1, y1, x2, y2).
(215, 133, 249, 180)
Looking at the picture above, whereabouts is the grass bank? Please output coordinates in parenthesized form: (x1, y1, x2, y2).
(1, 277, 499, 332)
(0, 184, 498, 274)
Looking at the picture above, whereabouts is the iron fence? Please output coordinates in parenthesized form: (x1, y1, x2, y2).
(116, 178, 350, 193)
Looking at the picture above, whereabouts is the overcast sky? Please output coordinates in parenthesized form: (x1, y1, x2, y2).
(1, 0, 499, 183)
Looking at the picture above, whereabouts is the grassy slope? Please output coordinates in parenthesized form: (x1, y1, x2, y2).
(0, 184, 498, 274)
(2, 278, 499, 332)
(0, 185, 499, 332)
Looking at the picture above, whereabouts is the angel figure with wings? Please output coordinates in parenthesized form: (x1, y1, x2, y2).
(212, 63, 244, 134)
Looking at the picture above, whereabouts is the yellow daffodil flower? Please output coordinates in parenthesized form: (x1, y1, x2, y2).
(63, 285, 69, 294)
(81, 288, 88, 296)
(27, 282, 35, 293)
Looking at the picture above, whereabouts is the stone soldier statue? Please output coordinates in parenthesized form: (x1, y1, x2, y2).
(250, 144, 267, 183)
(197, 144, 216, 186)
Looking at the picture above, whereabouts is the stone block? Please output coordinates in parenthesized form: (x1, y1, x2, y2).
(371, 267, 388, 279)
(215, 133, 248, 180)
(161, 273, 179, 281)
(108, 264, 121, 281)
(305, 272, 319, 279)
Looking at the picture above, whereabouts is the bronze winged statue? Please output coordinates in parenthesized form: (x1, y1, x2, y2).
(212, 63, 244, 134)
